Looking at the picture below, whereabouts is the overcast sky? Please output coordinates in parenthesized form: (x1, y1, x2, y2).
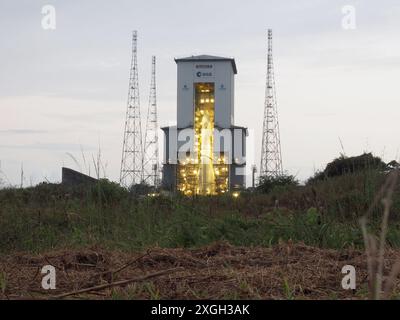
(1, 0, 400, 187)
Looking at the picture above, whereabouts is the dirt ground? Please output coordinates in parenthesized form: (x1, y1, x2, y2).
(1, 242, 400, 300)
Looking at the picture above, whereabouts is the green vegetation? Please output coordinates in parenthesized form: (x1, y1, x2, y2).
(256, 174, 299, 194)
(1, 163, 399, 254)
(307, 152, 388, 183)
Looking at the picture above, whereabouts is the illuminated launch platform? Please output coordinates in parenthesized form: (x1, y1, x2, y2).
(162, 55, 247, 195)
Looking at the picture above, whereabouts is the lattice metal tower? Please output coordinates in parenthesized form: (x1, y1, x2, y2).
(120, 31, 143, 188)
(260, 29, 283, 178)
(143, 56, 160, 186)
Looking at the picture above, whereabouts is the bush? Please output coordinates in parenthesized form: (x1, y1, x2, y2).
(89, 179, 128, 205)
(308, 153, 387, 183)
(129, 182, 154, 196)
(256, 174, 299, 194)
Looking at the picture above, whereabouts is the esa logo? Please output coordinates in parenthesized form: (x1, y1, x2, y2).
(196, 71, 212, 77)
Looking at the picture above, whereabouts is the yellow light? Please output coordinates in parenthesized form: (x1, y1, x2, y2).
(190, 83, 218, 196)
(147, 193, 159, 197)
(232, 192, 239, 198)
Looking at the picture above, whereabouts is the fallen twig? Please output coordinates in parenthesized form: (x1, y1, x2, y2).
(51, 267, 183, 299)
(89, 250, 151, 284)
(110, 250, 151, 276)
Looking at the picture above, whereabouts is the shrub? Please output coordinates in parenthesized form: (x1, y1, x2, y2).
(256, 174, 299, 194)
(308, 153, 387, 183)
(129, 182, 154, 196)
(89, 179, 128, 205)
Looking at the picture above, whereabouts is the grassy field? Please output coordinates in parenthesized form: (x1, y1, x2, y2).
(1, 168, 400, 299)
(1, 169, 400, 254)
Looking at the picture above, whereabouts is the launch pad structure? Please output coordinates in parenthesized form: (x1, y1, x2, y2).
(120, 30, 282, 194)
(162, 55, 248, 195)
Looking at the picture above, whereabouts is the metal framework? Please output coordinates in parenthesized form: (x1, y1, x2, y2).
(120, 31, 143, 188)
(260, 29, 283, 178)
(143, 56, 160, 186)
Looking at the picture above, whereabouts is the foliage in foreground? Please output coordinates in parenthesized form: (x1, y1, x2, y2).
(1, 168, 400, 254)
(256, 174, 299, 194)
(308, 153, 390, 183)
(1, 152, 400, 255)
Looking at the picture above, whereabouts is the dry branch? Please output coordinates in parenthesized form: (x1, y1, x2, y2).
(51, 267, 183, 299)
(110, 250, 151, 275)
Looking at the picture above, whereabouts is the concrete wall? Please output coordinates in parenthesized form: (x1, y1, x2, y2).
(161, 164, 176, 190)
(230, 164, 246, 190)
(62, 167, 98, 186)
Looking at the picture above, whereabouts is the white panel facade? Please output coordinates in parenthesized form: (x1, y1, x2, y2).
(213, 61, 234, 128)
(176, 62, 194, 128)
(176, 58, 235, 129)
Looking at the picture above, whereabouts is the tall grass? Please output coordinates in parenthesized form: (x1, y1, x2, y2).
(360, 169, 400, 299)
(1, 169, 399, 254)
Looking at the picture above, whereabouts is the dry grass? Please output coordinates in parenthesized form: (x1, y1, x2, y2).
(360, 169, 400, 299)
(1, 241, 400, 300)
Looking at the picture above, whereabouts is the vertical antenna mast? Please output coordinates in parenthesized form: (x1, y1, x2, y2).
(143, 56, 160, 186)
(260, 29, 283, 178)
(120, 30, 143, 188)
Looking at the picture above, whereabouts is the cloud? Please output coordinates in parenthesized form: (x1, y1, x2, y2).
(42, 110, 123, 124)
(60, 59, 122, 70)
(0, 129, 48, 135)
(0, 143, 96, 151)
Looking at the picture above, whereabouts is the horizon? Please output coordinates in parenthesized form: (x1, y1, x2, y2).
(1, 0, 400, 187)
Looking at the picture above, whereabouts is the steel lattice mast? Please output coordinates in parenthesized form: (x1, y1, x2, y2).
(260, 29, 283, 178)
(120, 31, 143, 188)
(143, 56, 160, 186)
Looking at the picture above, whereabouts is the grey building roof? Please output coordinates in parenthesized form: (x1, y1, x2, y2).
(174, 54, 237, 74)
